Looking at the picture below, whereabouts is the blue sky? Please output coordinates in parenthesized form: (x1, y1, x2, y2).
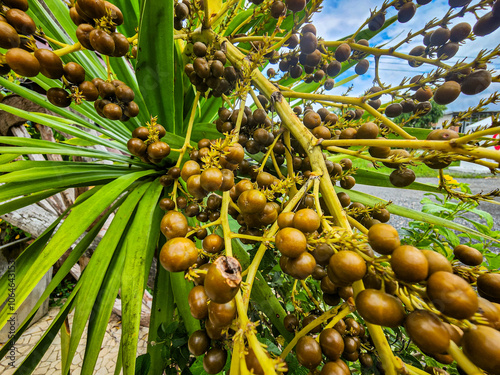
(310, 0, 500, 113)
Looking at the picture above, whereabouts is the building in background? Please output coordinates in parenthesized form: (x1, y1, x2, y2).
(435, 110, 499, 133)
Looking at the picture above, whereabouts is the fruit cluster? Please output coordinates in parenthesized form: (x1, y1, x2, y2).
(0, 0, 38, 76)
(184, 41, 235, 96)
(71, 0, 129, 57)
(0, 0, 139, 122)
(127, 121, 169, 163)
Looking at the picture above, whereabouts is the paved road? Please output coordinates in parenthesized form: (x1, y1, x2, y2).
(354, 176, 500, 232)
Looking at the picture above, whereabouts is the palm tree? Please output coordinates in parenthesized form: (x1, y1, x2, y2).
(1, 0, 499, 374)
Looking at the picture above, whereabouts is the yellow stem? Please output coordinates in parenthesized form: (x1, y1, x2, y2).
(41, 34, 69, 48)
(323, 139, 500, 164)
(322, 41, 450, 69)
(447, 341, 484, 375)
(231, 36, 284, 43)
(281, 305, 351, 359)
(230, 234, 273, 242)
(225, 38, 400, 375)
(127, 33, 139, 43)
(233, 93, 248, 136)
(283, 130, 298, 198)
(452, 126, 500, 145)
(242, 179, 314, 311)
(230, 336, 243, 375)
(403, 361, 432, 375)
(234, 293, 277, 375)
(258, 133, 281, 172)
(313, 177, 333, 232)
(53, 42, 83, 56)
(280, 91, 415, 140)
(359, 101, 416, 140)
(105, 56, 113, 81)
(249, 88, 265, 110)
(172, 92, 201, 206)
(210, 0, 240, 28)
(299, 280, 322, 310)
(221, 191, 233, 257)
(347, 215, 368, 234)
(185, 219, 221, 237)
(271, 152, 285, 180)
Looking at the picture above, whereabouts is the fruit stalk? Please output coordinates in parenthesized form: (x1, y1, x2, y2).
(234, 293, 278, 375)
(451, 126, 500, 145)
(281, 91, 415, 140)
(447, 341, 485, 375)
(241, 179, 313, 311)
(280, 304, 351, 359)
(221, 191, 233, 257)
(225, 39, 401, 375)
(322, 41, 450, 69)
(53, 42, 83, 57)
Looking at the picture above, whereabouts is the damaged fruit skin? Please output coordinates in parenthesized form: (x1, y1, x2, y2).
(204, 256, 242, 304)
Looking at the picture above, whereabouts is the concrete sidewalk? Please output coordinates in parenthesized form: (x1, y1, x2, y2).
(0, 306, 149, 375)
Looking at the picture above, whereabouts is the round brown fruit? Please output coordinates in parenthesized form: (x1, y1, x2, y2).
(356, 122, 379, 139)
(404, 310, 450, 354)
(204, 256, 242, 304)
(426, 271, 479, 319)
(160, 210, 188, 239)
(202, 234, 224, 254)
(296, 336, 322, 369)
(208, 298, 236, 327)
(367, 223, 400, 255)
(462, 325, 500, 374)
(320, 328, 344, 361)
(103, 103, 122, 120)
(203, 348, 227, 374)
(147, 141, 170, 160)
(286, 0, 306, 12)
(422, 250, 452, 276)
(188, 330, 210, 356)
(284, 314, 299, 332)
(63, 62, 86, 84)
(335, 43, 351, 62)
(181, 160, 201, 182)
(328, 250, 366, 284)
(34, 49, 64, 79)
(477, 273, 500, 302)
(391, 245, 428, 282)
(453, 244, 483, 266)
(79, 81, 99, 101)
(200, 167, 223, 192)
(356, 289, 406, 328)
(5, 9, 36, 35)
(47, 88, 71, 107)
(89, 29, 115, 55)
(127, 138, 147, 156)
(159, 237, 198, 272)
(390, 168, 416, 187)
(188, 285, 209, 320)
(5, 48, 40, 77)
(78, 0, 107, 19)
(385, 103, 403, 118)
(288, 252, 317, 279)
(293, 208, 320, 233)
(461, 70, 492, 95)
(434, 81, 461, 105)
(238, 189, 266, 214)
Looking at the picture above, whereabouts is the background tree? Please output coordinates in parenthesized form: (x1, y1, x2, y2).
(394, 100, 447, 128)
